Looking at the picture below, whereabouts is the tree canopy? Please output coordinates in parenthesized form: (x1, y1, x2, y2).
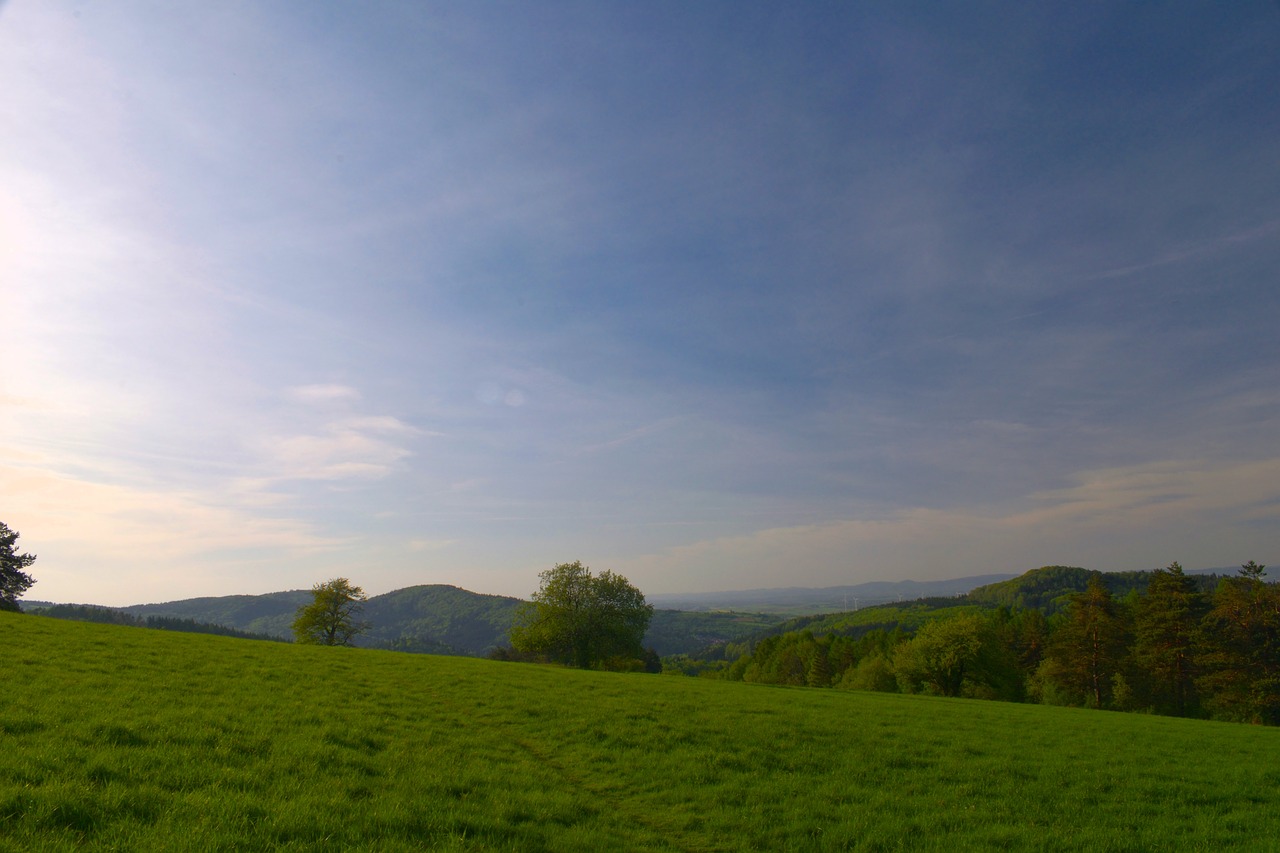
(292, 578, 370, 646)
(0, 522, 37, 612)
(716, 559, 1280, 726)
(509, 561, 654, 669)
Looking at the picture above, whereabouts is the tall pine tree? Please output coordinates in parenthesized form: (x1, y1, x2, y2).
(1045, 574, 1128, 709)
(1132, 562, 1204, 716)
(1197, 562, 1280, 724)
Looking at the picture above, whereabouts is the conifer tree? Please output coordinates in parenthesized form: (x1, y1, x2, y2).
(1132, 562, 1204, 716)
(1197, 562, 1280, 724)
(806, 642, 833, 687)
(1045, 574, 1127, 708)
(0, 522, 37, 612)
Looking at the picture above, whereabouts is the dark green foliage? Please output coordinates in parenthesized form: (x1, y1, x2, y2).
(643, 609, 783, 657)
(30, 604, 284, 641)
(1132, 562, 1205, 715)
(701, 561, 1280, 727)
(0, 522, 37, 611)
(763, 598, 979, 641)
(725, 627, 909, 690)
(1000, 606, 1050, 673)
(292, 578, 370, 646)
(27, 603, 139, 626)
(509, 561, 654, 669)
(967, 565, 1153, 614)
(1033, 575, 1129, 708)
(379, 636, 460, 655)
(841, 652, 898, 692)
(359, 585, 522, 655)
(659, 653, 728, 677)
(1197, 563, 1280, 724)
(121, 590, 314, 636)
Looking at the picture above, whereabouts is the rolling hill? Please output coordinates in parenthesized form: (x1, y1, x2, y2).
(64, 584, 786, 657)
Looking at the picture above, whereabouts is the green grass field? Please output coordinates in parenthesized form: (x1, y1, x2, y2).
(3, 612, 1279, 851)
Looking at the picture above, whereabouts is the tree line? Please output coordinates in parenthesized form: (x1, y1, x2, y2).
(30, 603, 287, 642)
(720, 562, 1280, 725)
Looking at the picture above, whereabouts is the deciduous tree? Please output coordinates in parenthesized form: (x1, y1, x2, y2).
(509, 561, 653, 669)
(292, 578, 370, 646)
(893, 612, 1021, 699)
(0, 522, 37, 612)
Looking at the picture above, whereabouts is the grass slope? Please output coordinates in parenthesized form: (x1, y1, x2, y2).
(4, 612, 1279, 851)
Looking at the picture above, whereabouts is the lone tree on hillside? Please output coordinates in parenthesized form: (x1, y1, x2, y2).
(292, 578, 370, 646)
(0, 522, 37, 612)
(509, 560, 654, 669)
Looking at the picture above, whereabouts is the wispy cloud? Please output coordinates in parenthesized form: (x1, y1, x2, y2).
(253, 393, 423, 484)
(287, 384, 363, 405)
(615, 457, 1280, 592)
(0, 449, 354, 605)
(574, 418, 686, 456)
(1083, 219, 1280, 282)
(260, 428, 411, 482)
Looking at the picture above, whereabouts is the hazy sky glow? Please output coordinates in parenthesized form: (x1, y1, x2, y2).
(3, 2, 1278, 606)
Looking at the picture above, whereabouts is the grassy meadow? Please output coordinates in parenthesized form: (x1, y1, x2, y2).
(3, 612, 1279, 851)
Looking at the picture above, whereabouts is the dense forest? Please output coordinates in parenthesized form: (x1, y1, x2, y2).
(704, 563, 1279, 726)
(27, 603, 287, 642)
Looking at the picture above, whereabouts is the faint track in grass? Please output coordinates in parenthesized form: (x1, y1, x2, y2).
(421, 682, 714, 852)
(503, 731, 718, 853)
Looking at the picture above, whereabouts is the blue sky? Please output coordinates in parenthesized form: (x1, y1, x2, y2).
(3, 2, 1278, 606)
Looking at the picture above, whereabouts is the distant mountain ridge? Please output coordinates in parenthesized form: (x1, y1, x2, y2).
(647, 574, 1018, 613)
(114, 585, 523, 656)
(48, 584, 780, 657)
(119, 590, 314, 638)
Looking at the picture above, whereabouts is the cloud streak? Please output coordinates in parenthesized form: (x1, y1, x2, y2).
(615, 457, 1280, 592)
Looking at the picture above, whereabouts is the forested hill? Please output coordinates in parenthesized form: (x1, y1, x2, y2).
(111, 585, 524, 655)
(32, 584, 781, 658)
(696, 565, 1232, 657)
(119, 591, 314, 637)
(359, 585, 523, 654)
(964, 564, 1223, 613)
(703, 562, 1280, 725)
